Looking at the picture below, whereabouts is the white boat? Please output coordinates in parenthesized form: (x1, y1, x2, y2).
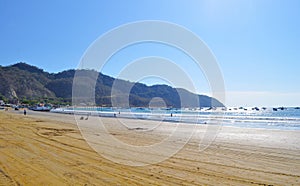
(31, 106, 51, 111)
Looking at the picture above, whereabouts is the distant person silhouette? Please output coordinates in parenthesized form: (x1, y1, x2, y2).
(24, 109, 26, 115)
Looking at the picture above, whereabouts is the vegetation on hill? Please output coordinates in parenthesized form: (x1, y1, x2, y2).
(0, 62, 224, 107)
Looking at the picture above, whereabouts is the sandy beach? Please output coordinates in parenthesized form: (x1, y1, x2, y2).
(0, 110, 300, 185)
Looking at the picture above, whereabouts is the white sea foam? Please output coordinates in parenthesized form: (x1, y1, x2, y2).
(51, 107, 300, 130)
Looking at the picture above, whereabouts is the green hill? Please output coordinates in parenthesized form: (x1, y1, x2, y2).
(0, 62, 224, 107)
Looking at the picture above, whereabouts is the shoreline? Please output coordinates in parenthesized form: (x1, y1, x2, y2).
(50, 107, 300, 131)
(0, 110, 300, 185)
(11, 108, 300, 132)
(7, 109, 300, 149)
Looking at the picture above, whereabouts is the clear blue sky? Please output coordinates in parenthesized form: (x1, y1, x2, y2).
(1, 0, 300, 107)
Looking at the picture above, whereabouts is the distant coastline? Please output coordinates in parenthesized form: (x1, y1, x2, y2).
(0, 62, 223, 108)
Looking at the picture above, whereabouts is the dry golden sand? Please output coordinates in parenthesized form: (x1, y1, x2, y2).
(0, 110, 300, 185)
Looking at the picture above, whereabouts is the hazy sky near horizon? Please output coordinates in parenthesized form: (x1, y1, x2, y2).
(1, 0, 300, 107)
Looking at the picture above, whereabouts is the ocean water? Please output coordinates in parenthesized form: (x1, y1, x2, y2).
(51, 107, 300, 130)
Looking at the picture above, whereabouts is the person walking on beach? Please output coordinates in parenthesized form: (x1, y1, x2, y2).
(24, 109, 26, 115)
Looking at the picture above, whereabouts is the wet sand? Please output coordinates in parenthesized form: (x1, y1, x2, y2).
(0, 110, 300, 185)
